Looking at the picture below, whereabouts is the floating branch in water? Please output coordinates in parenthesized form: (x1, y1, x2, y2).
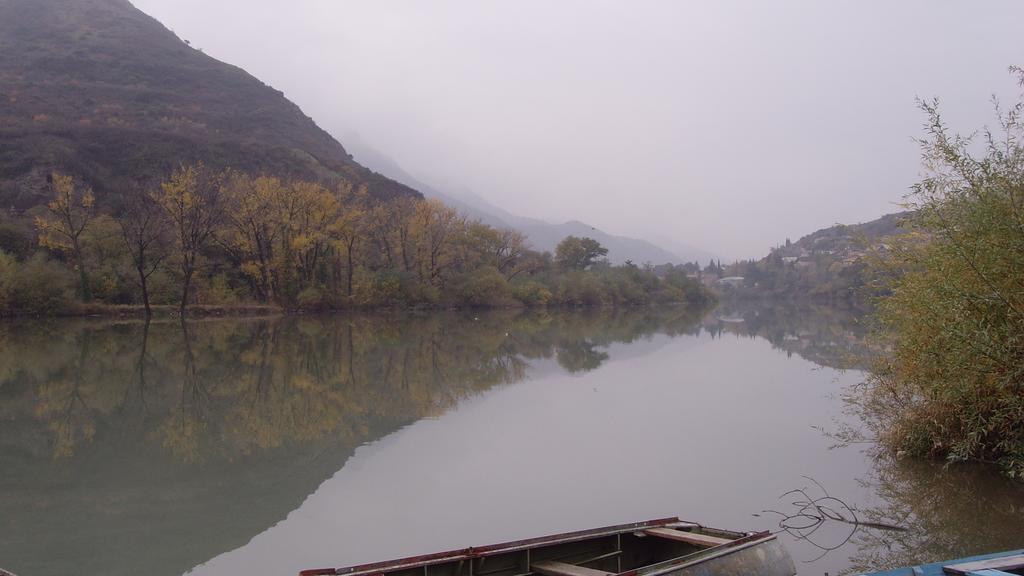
(754, 476, 906, 563)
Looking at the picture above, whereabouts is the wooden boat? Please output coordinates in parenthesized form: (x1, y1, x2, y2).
(300, 517, 796, 576)
(859, 548, 1024, 575)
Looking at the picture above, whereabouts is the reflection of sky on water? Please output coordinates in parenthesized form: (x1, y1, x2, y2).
(1, 307, 1021, 576)
(190, 328, 870, 576)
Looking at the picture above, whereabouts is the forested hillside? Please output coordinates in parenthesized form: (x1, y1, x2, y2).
(0, 0, 419, 209)
(0, 0, 716, 316)
(716, 212, 912, 305)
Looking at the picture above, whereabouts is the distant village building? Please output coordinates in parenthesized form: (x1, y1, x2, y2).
(716, 276, 746, 288)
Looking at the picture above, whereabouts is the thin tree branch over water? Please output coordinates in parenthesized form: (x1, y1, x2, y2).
(756, 476, 907, 563)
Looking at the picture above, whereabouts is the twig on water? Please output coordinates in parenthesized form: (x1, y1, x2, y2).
(754, 476, 906, 563)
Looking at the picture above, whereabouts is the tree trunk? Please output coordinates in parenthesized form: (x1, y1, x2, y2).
(180, 268, 193, 316)
(78, 265, 90, 301)
(137, 262, 152, 317)
(72, 238, 90, 301)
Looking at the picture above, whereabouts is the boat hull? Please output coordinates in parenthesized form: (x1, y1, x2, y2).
(301, 518, 796, 576)
(638, 534, 795, 576)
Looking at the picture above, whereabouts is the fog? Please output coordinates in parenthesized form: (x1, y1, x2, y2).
(131, 0, 1024, 260)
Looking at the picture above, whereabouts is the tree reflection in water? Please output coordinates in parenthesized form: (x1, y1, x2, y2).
(707, 302, 1024, 573)
(705, 301, 873, 370)
(0, 308, 706, 576)
(2, 308, 702, 463)
(842, 455, 1024, 575)
(1, 305, 1022, 576)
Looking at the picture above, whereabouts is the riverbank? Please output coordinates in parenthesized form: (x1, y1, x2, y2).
(0, 299, 717, 320)
(0, 303, 285, 320)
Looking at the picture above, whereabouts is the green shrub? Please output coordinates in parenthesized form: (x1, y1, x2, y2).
(597, 269, 647, 306)
(863, 88, 1024, 477)
(82, 214, 135, 304)
(201, 273, 242, 305)
(397, 272, 440, 307)
(512, 280, 553, 307)
(1, 252, 76, 315)
(0, 219, 34, 259)
(354, 269, 400, 306)
(0, 250, 16, 312)
(296, 286, 325, 309)
(452, 266, 512, 308)
(146, 270, 180, 305)
(554, 271, 607, 307)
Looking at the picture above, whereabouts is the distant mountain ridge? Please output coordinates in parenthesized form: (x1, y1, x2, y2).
(345, 136, 714, 265)
(0, 0, 420, 207)
(718, 210, 913, 304)
(779, 211, 909, 256)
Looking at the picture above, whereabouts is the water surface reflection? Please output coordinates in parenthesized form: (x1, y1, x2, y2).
(0, 305, 1021, 576)
(845, 456, 1024, 574)
(1, 308, 700, 575)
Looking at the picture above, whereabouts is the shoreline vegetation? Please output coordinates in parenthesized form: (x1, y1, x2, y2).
(33, 303, 285, 320)
(0, 163, 715, 318)
(2, 300, 711, 321)
(857, 71, 1024, 478)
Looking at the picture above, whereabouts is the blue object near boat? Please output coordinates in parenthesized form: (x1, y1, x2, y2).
(859, 549, 1024, 576)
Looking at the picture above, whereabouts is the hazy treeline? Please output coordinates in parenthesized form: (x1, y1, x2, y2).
(706, 215, 909, 307)
(0, 307, 704, 462)
(0, 164, 713, 316)
(714, 254, 873, 305)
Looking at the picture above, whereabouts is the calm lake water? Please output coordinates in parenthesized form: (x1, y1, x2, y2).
(1, 306, 1022, 576)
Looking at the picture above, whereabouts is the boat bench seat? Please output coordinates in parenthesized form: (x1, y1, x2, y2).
(643, 527, 731, 548)
(531, 560, 613, 576)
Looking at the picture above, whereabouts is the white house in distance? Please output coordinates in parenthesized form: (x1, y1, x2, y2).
(716, 276, 746, 288)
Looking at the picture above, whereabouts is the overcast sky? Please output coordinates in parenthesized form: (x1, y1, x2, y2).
(132, 0, 1024, 260)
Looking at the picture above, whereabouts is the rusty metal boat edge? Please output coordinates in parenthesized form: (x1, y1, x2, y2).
(299, 517, 796, 576)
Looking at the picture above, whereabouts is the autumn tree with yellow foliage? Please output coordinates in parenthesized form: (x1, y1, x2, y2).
(152, 163, 228, 315)
(35, 173, 95, 300)
(2, 163, 714, 316)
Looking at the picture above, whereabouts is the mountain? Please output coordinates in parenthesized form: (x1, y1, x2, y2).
(506, 217, 682, 264)
(718, 211, 913, 304)
(340, 136, 511, 229)
(0, 0, 710, 266)
(344, 136, 713, 265)
(0, 0, 420, 208)
(776, 211, 910, 258)
(439, 188, 719, 265)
